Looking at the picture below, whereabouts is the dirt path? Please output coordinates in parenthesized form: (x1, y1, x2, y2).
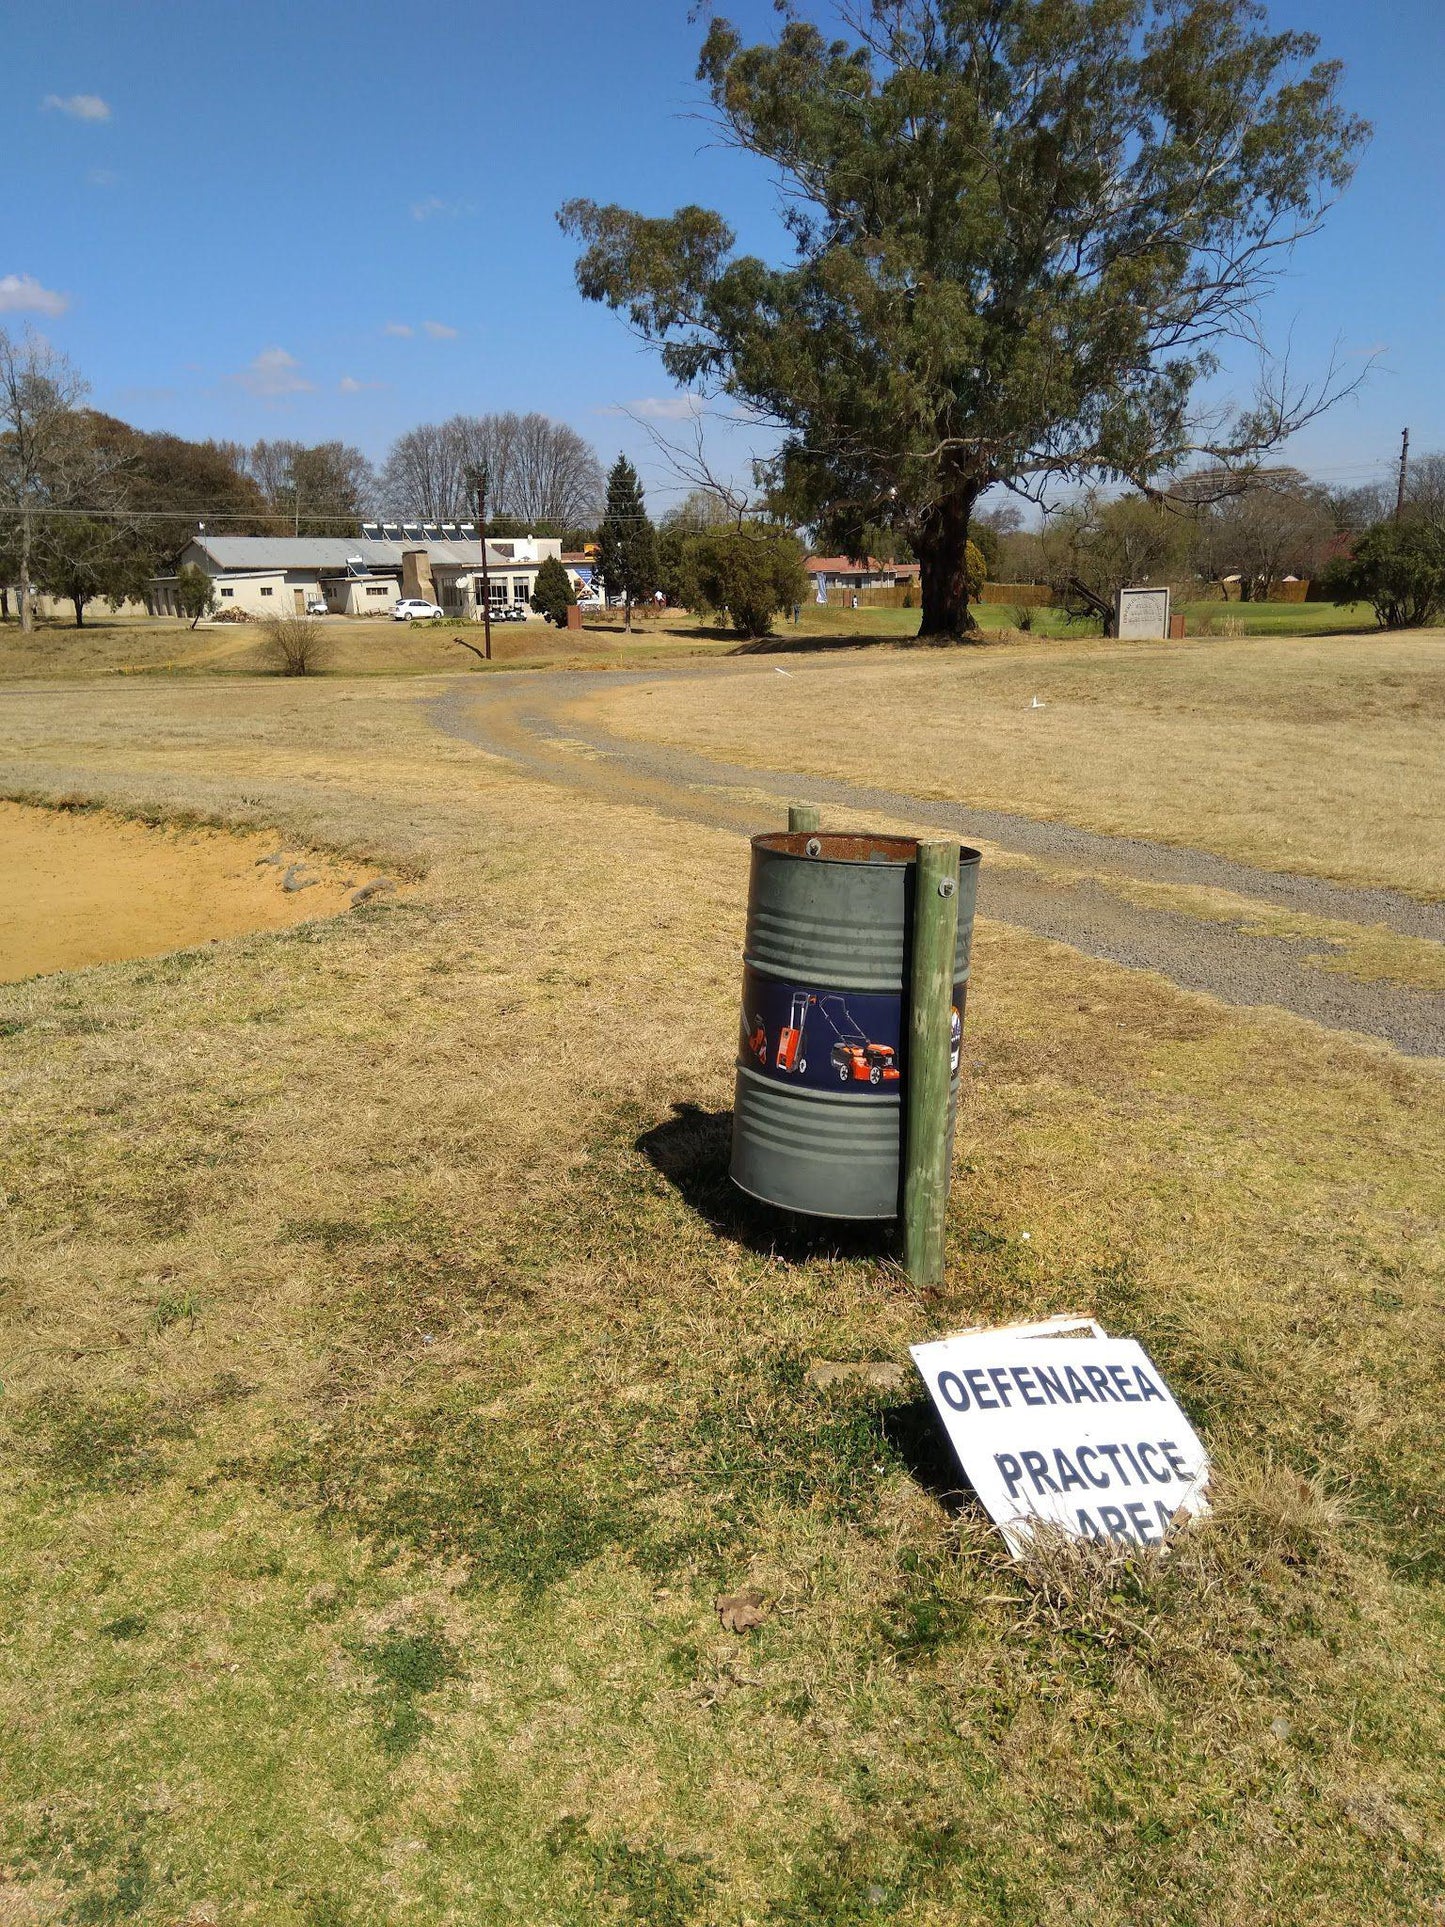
(431, 670, 1445, 1059)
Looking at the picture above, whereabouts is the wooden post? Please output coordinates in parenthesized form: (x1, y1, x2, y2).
(903, 839, 960, 1286)
(789, 804, 821, 834)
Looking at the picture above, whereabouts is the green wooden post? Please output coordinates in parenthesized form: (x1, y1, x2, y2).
(788, 804, 821, 834)
(903, 839, 960, 1286)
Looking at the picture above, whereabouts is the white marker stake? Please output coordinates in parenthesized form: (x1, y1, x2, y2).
(909, 1333, 1209, 1556)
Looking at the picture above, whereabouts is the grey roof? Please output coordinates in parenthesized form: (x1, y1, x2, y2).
(190, 535, 548, 571)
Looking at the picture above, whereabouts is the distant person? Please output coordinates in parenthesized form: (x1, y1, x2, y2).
(792, 603, 800, 624)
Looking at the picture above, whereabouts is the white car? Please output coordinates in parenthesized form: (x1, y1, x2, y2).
(393, 598, 444, 621)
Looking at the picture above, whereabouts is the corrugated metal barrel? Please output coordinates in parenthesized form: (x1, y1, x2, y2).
(731, 831, 981, 1219)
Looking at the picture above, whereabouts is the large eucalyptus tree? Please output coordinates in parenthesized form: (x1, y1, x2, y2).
(562, 0, 1366, 636)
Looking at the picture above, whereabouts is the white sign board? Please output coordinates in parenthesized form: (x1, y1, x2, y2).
(909, 1333, 1209, 1555)
(1116, 586, 1171, 640)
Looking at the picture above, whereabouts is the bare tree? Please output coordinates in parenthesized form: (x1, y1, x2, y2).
(1403, 452, 1445, 537)
(447, 413, 519, 516)
(0, 328, 88, 632)
(380, 412, 603, 526)
(379, 421, 467, 521)
(242, 438, 303, 508)
(1185, 467, 1334, 598)
(240, 438, 375, 530)
(508, 413, 603, 524)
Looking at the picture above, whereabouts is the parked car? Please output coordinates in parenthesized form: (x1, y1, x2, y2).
(305, 597, 328, 616)
(393, 598, 443, 621)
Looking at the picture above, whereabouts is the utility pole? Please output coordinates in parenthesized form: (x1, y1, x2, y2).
(468, 466, 492, 661)
(1395, 427, 1410, 521)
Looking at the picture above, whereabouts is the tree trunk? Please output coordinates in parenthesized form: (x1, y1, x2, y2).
(624, 590, 632, 633)
(73, 595, 86, 627)
(915, 487, 983, 639)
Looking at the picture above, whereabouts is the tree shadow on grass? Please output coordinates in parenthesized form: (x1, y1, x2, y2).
(728, 639, 909, 662)
(635, 1101, 894, 1264)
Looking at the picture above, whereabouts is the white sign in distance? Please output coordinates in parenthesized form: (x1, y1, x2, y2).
(909, 1333, 1209, 1556)
(1116, 586, 1171, 639)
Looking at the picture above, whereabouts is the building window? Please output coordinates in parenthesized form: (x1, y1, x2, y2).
(512, 579, 529, 603)
(366, 584, 388, 597)
(260, 586, 273, 597)
(489, 582, 506, 605)
(220, 587, 233, 599)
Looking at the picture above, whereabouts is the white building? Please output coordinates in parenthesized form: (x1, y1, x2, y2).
(150, 524, 579, 620)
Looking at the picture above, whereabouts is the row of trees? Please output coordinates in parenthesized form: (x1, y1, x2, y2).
(966, 457, 1445, 630)
(212, 417, 610, 532)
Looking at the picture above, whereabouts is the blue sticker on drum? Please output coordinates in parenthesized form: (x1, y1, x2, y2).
(739, 967, 968, 1093)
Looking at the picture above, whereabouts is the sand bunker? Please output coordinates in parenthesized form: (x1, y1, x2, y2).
(0, 802, 382, 983)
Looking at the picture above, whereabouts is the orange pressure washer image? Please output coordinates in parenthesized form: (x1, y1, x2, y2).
(775, 991, 814, 1073)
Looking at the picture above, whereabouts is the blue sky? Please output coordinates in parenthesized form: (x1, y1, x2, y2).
(3, 0, 1441, 514)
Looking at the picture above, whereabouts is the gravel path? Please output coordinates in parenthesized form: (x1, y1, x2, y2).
(431, 670, 1445, 1059)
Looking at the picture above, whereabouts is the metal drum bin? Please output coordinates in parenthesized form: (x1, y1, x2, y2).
(730, 831, 981, 1219)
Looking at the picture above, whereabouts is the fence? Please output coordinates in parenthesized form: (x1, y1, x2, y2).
(817, 583, 918, 608)
(977, 582, 1053, 608)
(1216, 578, 1312, 603)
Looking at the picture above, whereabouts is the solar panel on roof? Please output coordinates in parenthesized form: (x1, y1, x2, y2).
(361, 523, 382, 541)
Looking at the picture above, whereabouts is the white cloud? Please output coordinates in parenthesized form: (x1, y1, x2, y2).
(338, 374, 384, 394)
(382, 321, 414, 338)
(0, 273, 70, 317)
(634, 394, 704, 420)
(422, 320, 458, 339)
(410, 196, 473, 222)
(595, 395, 706, 421)
(42, 92, 110, 121)
(87, 168, 117, 188)
(231, 347, 314, 398)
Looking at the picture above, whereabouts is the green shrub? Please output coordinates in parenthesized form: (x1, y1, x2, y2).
(1320, 520, 1445, 628)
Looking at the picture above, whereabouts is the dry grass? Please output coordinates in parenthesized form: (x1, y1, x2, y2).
(0, 675, 1442, 1922)
(0, 611, 736, 682)
(585, 632, 1445, 897)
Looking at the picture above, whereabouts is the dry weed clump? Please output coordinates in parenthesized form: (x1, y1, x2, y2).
(1011, 1463, 1354, 1664)
(262, 614, 329, 676)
